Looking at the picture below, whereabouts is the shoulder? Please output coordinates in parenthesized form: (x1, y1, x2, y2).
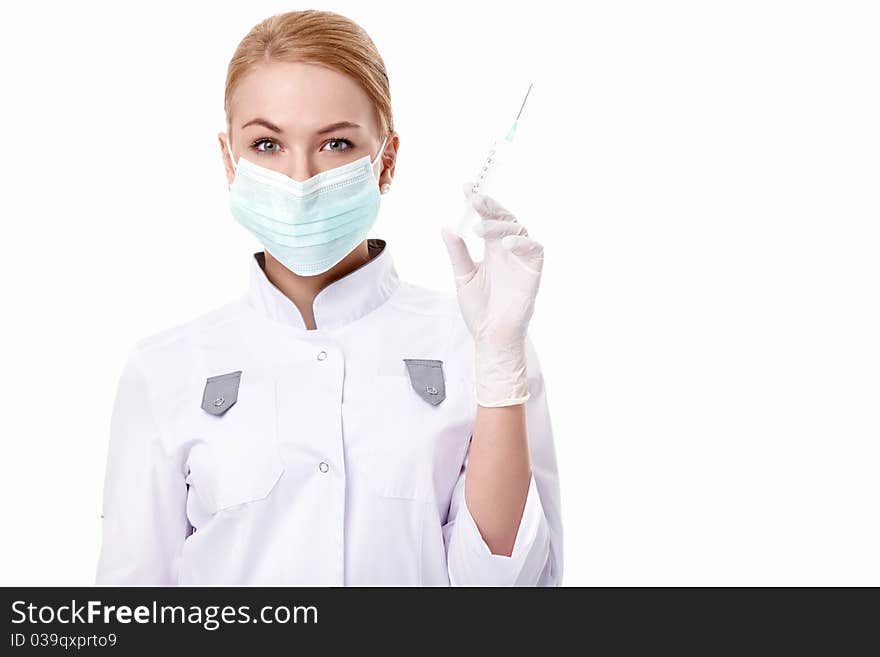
(119, 297, 255, 389)
(389, 280, 461, 319)
(113, 298, 258, 430)
(388, 280, 473, 348)
(131, 298, 250, 357)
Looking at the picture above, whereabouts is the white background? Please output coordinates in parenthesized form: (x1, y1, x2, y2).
(0, 1, 878, 586)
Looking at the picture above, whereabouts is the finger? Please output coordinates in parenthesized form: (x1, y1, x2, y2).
(472, 218, 529, 241)
(440, 225, 476, 279)
(461, 181, 516, 221)
(502, 234, 544, 258)
(470, 192, 517, 222)
(502, 235, 545, 272)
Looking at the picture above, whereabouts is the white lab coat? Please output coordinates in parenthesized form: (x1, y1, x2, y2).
(95, 238, 563, 586)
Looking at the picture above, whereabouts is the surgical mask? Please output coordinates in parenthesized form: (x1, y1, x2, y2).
(228, 136, 388, 276)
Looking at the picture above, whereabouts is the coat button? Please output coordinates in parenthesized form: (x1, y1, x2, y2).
(317, 351, 327, 361)
(213, 396, 225, 406)
(426, 385, 438, 395)
(318, 461, 330, 473)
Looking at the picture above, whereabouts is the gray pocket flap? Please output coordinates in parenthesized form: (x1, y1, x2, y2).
(402, 359, 446, 406)
(201, 371, 242, 416)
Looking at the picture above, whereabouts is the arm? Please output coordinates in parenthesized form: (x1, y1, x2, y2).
(95, 347, 191, 585)
(444, 336, 563, 586)
(466, 403, 531, 557)
(441, 186, 562, 586)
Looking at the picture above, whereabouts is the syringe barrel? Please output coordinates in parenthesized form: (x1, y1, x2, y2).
(454, 138, 512, 235)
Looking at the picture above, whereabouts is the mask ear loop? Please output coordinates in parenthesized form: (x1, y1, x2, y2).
(371, 135, 388, 173)
(227, 134, 238, 174)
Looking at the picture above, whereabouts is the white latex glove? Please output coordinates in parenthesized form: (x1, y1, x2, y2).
(440, 183, 545, 407)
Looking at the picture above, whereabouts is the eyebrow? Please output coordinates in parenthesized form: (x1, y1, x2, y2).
(240, 118, 363, 135)
(316, 121, 362, 134)
(241, 117, 282, 132)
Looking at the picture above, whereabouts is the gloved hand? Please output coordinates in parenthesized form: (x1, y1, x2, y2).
(440, 183, 545, 407)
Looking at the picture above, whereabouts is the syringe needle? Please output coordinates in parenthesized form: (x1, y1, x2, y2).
(516, 82, 534, 121)
(506, 82, 534, 142)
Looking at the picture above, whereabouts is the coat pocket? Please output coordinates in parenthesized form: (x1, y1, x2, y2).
(355, 358, 455, 501)
(200, 370, 241, 416)
(186, 375, 285, 514)
(402, 359, 447, 406)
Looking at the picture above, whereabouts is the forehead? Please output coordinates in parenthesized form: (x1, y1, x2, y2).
(230, 60, 378, 135)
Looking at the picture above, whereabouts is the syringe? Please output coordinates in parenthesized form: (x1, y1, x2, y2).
(454, 82, 533, 236)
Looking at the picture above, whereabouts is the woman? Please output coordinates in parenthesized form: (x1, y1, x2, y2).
(95, 9, 562, 586)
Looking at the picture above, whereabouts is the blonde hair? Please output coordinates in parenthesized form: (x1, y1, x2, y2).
(224, 10, 393, 142)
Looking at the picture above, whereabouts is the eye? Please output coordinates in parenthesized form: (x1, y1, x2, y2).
(250, 138, 282, 154)
(321, 137, 354, 153)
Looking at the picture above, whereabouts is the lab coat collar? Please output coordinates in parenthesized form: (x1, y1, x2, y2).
(246, 238, 400, 332)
